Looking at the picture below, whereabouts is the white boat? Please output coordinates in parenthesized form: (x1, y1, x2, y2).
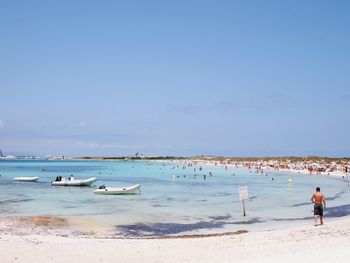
(13, 176, 39, 182)
(94, 184, 141, 195)
(51, 177, 97, 186)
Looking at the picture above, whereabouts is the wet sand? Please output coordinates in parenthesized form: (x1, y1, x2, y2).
(0, 216, 70, 236)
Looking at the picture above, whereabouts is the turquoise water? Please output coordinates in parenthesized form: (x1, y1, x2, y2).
(0, 160, 349, 237)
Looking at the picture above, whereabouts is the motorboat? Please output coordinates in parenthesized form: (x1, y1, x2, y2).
(51, 176, 97, 186)
(13, 176, 39, 182)
(94, 184, 141, 195)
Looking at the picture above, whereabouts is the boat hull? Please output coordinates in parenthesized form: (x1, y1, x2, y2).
(13, 177, 39, 182)
(51, 177, 97, 186)
(94, 184, 141, 195)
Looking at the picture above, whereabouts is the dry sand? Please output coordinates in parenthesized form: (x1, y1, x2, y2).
(1, 216, 350, 263)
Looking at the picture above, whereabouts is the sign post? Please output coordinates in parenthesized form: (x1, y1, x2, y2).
(238, 186, 248, 217)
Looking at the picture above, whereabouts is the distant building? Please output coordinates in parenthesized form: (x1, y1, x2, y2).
(0, 149, 3, 157)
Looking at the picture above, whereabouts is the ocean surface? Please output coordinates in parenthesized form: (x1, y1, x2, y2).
(0, 160, 349, 237)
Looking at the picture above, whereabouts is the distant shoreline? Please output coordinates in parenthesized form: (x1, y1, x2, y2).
(71, 155, 350, 178)
(2, 155, 349, 162)
(72, 155, 350, 162)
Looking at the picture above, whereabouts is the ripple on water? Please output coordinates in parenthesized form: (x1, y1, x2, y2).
(0, 198, 34, 204)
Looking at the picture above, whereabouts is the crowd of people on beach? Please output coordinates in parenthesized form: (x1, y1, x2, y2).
(181, 158, 350, 178)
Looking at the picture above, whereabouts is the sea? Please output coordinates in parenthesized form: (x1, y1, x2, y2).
(0, 159, 349, 237)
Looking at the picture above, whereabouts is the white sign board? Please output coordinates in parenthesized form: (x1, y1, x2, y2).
(239, 186, 248, 200)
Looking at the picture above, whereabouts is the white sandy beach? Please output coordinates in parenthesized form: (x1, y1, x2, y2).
(1, 216, 350, 263)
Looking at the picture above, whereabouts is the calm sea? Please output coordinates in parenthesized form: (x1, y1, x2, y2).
(0, 160, 349, 237)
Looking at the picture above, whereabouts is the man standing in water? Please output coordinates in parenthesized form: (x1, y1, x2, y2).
(311, 187, 326, 226)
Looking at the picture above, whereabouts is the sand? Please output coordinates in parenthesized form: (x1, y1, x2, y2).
(1, 216, 350, 263)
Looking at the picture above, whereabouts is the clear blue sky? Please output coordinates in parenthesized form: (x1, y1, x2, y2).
(0, 0, 349, 157)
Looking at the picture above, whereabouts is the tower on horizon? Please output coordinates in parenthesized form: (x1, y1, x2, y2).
(0, 149, 3, 157)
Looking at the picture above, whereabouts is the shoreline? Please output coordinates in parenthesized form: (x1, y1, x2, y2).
(70, 156, 350, 178)
(1, 216, 350, 263)
(2, 212, 350, 239)
(2, 156, 349, 179)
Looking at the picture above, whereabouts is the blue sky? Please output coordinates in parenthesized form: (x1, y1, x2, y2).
(0, 0, 349, 157)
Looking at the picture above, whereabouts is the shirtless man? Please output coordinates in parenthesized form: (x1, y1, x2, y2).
(311, 187, 326, 226)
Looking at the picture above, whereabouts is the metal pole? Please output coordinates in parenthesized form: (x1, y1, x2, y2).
(242, 199, 246, 217)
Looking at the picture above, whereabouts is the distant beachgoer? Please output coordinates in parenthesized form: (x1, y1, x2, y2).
(311, 187, 326, 226)
(204, 174, 206, 180)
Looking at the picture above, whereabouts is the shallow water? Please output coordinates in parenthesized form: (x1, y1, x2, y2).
(0, 160, 349, 237)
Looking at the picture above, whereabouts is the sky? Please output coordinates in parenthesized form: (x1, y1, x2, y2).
(0, 0, 349, 157)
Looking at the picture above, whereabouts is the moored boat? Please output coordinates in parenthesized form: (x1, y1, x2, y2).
(94, 184, 141, 195)
(13, 176, 39, 182)
(51, 177, 97, 186)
